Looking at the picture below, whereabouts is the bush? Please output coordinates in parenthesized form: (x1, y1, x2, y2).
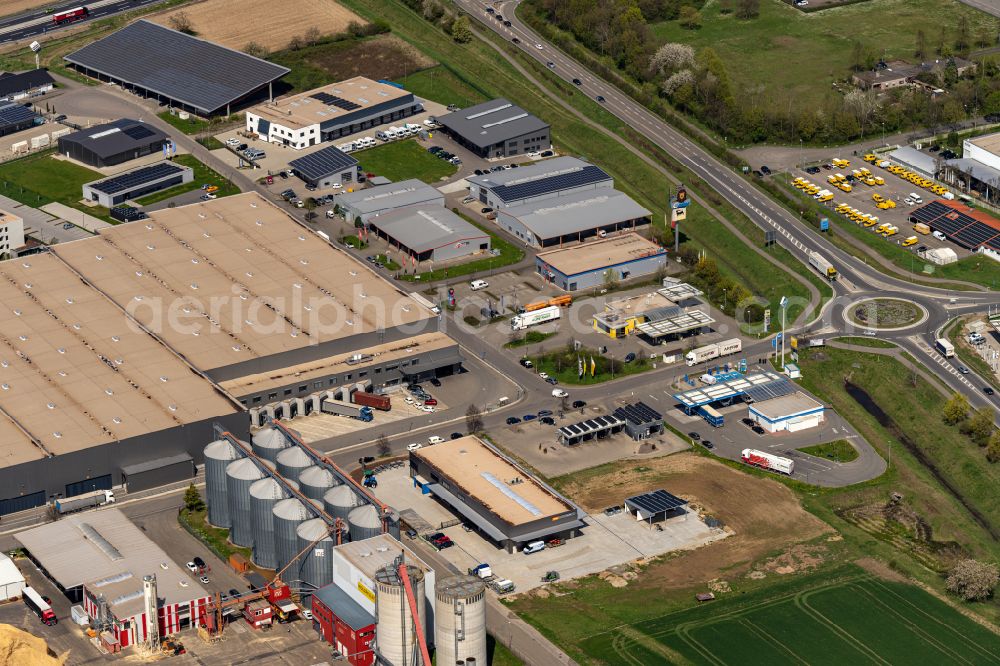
(946, 559, 999, 601)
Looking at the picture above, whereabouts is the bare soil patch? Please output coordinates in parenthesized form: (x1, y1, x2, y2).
(558, 453, 831, 587)
(0, 0, 53, 20)
(153, 0, 364, 52)
(303, 34, 434, 81)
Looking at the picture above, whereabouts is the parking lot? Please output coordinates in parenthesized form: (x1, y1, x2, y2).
(789, 157, 965, 258)
(368, 466, 726, 592)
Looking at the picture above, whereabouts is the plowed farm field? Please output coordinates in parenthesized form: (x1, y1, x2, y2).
(152, 0, 364, 52)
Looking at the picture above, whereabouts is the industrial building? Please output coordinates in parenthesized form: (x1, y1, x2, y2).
(0, 101, 39, 137)
(940, 132, 1000, 207)
(557, 402, 663, 444)
(310, 584, 376, 666)
(535, 233, 667, 290)
(0, 552, 25, 601)
(338, 179, 444, 223)
(624, 489, 688, 527)
(593, 288, 713, 340)
(498, 189, 651, 248)
(64, 20, 290, 116)
(0, 69, 54, 102)
(0, 192, 452, 515)
(0, 208, 25, 257)
(410, 435, 586, 552)
(435, 98, 550, 158)
(288, 145, 358, 189)
(367, 205, 491, 263)
(82, 161, 193, 207)
(748, 391, 825, 433)
(467, 156, 611, 209)
(887, 146, 937, 179)
(15, 509, 211, 649)
(57, 118, 168, 168)
(246, 77, 422, 148)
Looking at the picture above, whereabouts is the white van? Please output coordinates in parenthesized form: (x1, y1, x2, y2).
(469, 279, 489, 291)
(932, 231, 947, 241)
(909, 193, 923, 204)
(523, 541, 546, 555)
(376, 130, 390, 141)
(427, 435, 445, 445)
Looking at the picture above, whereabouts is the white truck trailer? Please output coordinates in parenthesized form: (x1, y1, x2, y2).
(511, 305, 561, 331)
(685, 338, 742, 366)
(808, 251, 838, 281)
(53, 489, 115, 514)
(408, 292, 441, 314)
(741, 449, 795, 475)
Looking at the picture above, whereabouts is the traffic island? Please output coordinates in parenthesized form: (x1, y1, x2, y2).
(846, 297, 926, 330)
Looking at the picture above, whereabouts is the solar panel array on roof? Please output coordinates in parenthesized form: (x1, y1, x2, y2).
(89, 162, 184, 195)
(909, 200, 1000, 249)
(625, 489, 688, 516)
(743, 378, 796, 404)
(288, 145, 358, 182)
(310, 91, 361, 111)
(613, 401, 662, 425)
(64, 20, 290, 115)
(121, 124, 155, 141)
(673, 370, 786, 408)
(0, 102, 36, 129)
(557, 415, 625, 441)
(491, 165, 609, 203)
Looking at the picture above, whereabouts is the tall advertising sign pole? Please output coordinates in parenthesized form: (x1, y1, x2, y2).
(779, 296, 788, 369)
(671, 185, 689, 253)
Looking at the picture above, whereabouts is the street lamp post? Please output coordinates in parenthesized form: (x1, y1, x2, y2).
(779, 296, 788, 369)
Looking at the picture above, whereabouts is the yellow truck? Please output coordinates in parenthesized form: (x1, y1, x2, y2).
(902, 236, 919, 247)
(838, 182, 853, 193)
(883, 225, 898, 238)
(875, 223, 888, 234)
(914, 222, 931, 235)
(832, 158, 850, 168)
(818, 192, 834, 203)
(863, 153, 878, 163)
(873, 176, 885, 185)
(872, 193, 884, 203)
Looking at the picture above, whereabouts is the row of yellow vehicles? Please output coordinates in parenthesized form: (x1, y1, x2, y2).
(792, 177, 834, 202)
(864, 152, 952, 198)
(871, 192, 897, 210)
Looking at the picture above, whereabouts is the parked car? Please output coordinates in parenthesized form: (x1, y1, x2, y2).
(185, 561, 198, 572)
(407, 443, 422, 451)
(423, 398, 438, 406)
(199, 576, 210, 584)
(760, 165, 771, 175)
(506, 416, 522, 425)
(688, 432, 701, 441)
(702, 440, 714, 449)
(623, 352, 636, 363)
(572, 400, 586, 408)
(427, 435, 445, 445)
(545, 377, 558, 385)
(450, 432, 463, 440)
(470, 279, 489, 290)
(481, 207, 494, 214)
(520, 358, 533, 368)
(541, 150, 553, 157)
(742, 418, 756, 427)
(429, 377, 442, 387)
(752, 425, 766, 435)
(523, 414, 537, 421)
(552, 388, 568, 398)
(540, 416, 556, 425)
(537, 409, 553, 417)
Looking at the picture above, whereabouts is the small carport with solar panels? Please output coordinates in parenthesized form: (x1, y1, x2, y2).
(288, 145, 358, 189)
(82, 161, 193, 207)
(673, 370, 793, 413)
(624, 490, 688, 528)
(558, 414, 626, 445)
(613, 402, 664, 440)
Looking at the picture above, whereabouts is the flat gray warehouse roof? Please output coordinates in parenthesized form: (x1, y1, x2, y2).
(436, 99, 548, 148)
(59, 119, 167, 160)
(339, 179, 443, 215)
(64, 20, 289, 115)
(368, 206, 489, 253)
(502, 188, 650, 239)
(467, 156, 611, 203)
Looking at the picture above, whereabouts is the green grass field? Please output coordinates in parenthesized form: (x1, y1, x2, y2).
(834, 336, 898, 348)
(651, 0, 999, 111)
(529, 346, 653, 385)
(397, 65, 490, 109)
(0, 151, 121, 221)
(357, 139, 456, 182)
(586, 569, 1000, 665)
(135, 154, 240, 206)
(157, 111, 240, 136)
(799, 439, 859, 462)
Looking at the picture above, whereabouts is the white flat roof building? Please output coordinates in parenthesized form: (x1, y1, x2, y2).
(0, 208, 24, 256)
(748, 391, 825, 433)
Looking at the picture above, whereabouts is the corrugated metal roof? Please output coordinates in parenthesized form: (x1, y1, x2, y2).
(339, 179, 443, 215)
(311, 584, 374, 629)
(59, 119, 167, 160)
(367, 205, 488, 253)
(501, 189, 650, 240)
(64, 21, 289, 115)
(436, 98, 548, 148)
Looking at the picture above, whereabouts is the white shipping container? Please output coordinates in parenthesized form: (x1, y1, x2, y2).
(30, 134, 49, 149)
(717, 338, 742, 356)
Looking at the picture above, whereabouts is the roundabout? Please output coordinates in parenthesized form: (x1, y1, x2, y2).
(844, 297, 928, 331)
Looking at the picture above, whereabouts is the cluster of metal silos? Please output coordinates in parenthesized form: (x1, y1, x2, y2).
(203, 439, 242, 528)
(273, 497, 311, 573)
(348, 504, 383, 542)
(298, 465, 339, 501)
(375, 564, 426, 666)
(323, 484, 359, 521)
(248, 477, 286, 569)
(296, 518, 334, 591)
(434, 576, 487, 666)
(276, 446, 312, 481)
(226, 458, 265, 547)
(251, 426, 288, 462)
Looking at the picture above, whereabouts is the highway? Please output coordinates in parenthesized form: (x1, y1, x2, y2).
(457, 0, 1000, 414)
(0, 0, 166, 44)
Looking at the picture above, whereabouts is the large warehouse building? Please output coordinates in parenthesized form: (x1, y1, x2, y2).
(58, 118, 168, 168)
(16, 509, 211, 649)
(367, 205, 490, 263)
(410, 436, 586, 552)
(0, 192, 456, 515)
(0, 69, 54, 102)
(82, 161, 193, 207)
(64, 20, 289, 116)
(246, 76, 422, 148)
(0, 101, 38, 137)
(748, 392, 825, 433)
(339, 179, 444, 223)
(436, 98, 550, 158)
(467, 156, 612, 209)
(497, 188, 651, 248)
(535, 233, 667, 291)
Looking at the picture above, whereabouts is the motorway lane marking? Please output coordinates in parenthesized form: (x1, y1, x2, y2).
(648, 394, 659, 401)
(914, 340, 979, 390)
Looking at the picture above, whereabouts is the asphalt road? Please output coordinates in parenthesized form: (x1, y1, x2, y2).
(0, 0, 166, 44)
(458, 0, 1000, 415)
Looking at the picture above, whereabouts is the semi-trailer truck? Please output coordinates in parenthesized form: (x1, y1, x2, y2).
(808, 251, 838, 281)
(935, 338, 955, 358)
(352, 391, 391, 411)
(511, 305, 561, 331)
(53, 489, 115, 514)
(408, 292, 440, 315)
(685, 338, 742, 366)
(321, 399, 374, 422)
(741, 449, 795, 475)
(23, 586, 57, 625)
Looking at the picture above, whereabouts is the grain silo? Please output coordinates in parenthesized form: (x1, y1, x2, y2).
(348, 504, 382, 542)
(272, 498, 311, 572)
(296, 518, 334, 591)
(225, 457, 264, 547)
(203, 439, 241, 528)
(298, 465, 339, 501)
(323, 484, 360, 522)
(434, 576, 487, 666)
(375, 564, 426, 666)
(249, 477, 286, 569)
(251, 426, 288, 463)
(276, 446, 312, 482)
